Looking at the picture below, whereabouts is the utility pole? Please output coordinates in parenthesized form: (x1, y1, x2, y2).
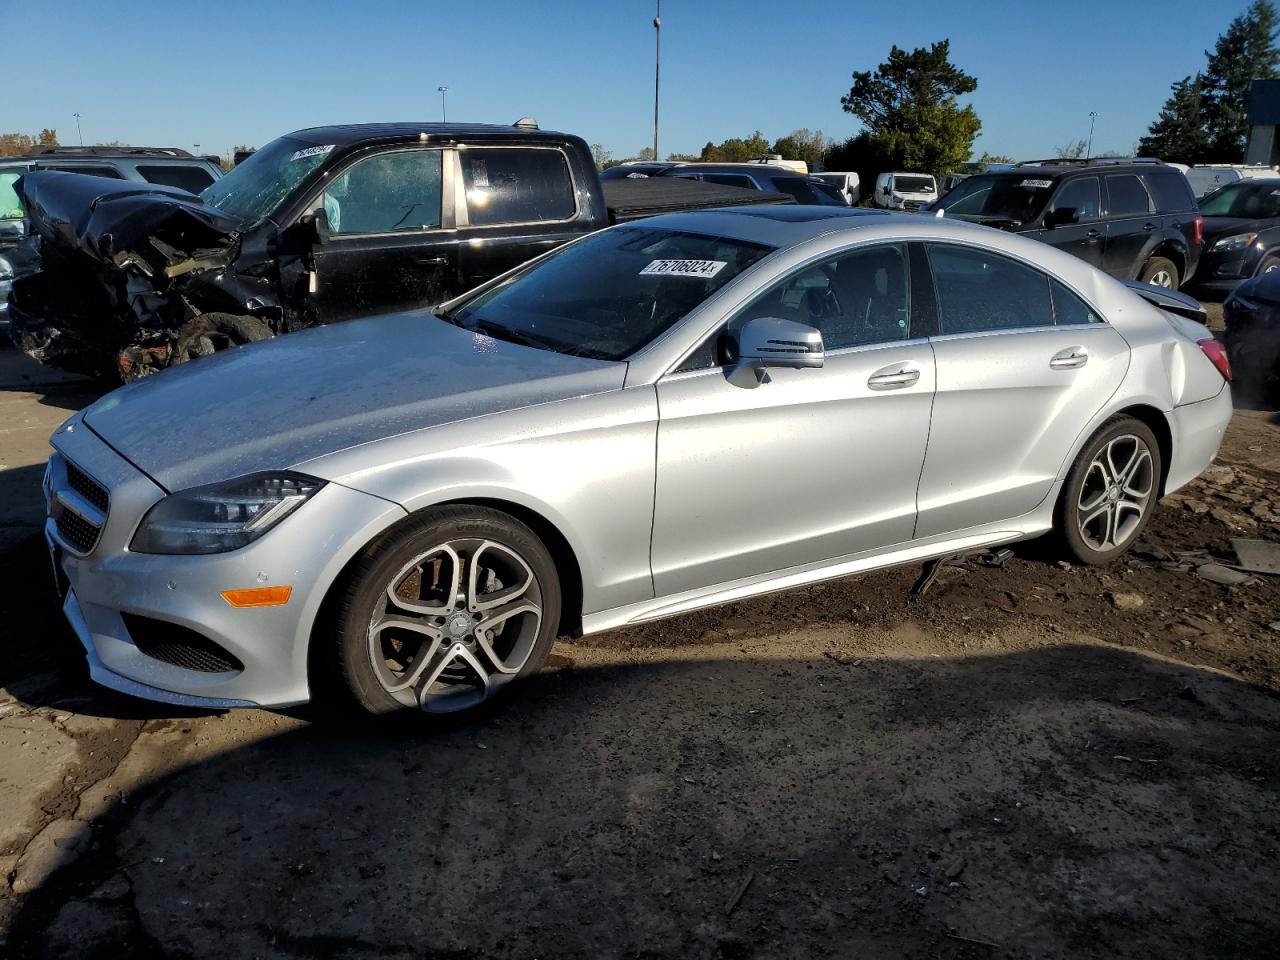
(438, 86, 449, 123)
(1086, 111, 1098, 160)
(73, 113, 83, 146)
(653, 0, 661, 161)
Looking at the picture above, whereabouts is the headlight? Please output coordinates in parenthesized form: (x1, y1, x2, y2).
(0, 254, 13, 282)
(131, 472, 324, 555)
(1212, 233, 1259, 253)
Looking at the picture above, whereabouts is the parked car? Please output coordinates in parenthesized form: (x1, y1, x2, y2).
(746, 155, 808, 174)
(44, 208, 1232, 716)
(873, 172, 937, 211)
(1186, 164, 1278, 200)
(1188, 178, 1280, 295)
(660, 163, 848, 206)
(813, 171, 860, 205)
(8, 123, 790, 380)
(932, 160, 1203, 288)
(0, 147, 223, 334)
(1223, 268, 1280, 403)
(940, 172, 970, 193)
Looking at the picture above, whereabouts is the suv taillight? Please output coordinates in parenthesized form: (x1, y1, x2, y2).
(1193, 215, 1203, 246)
(1198, 338, 1231, 382)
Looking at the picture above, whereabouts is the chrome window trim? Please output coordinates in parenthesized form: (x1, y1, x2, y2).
(659, 335, 934, 383)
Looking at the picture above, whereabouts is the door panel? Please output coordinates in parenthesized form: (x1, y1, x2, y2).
(915, 325, 1129, 538)
(1102, 174, 1156, 278)
(651, 343, 936, 596)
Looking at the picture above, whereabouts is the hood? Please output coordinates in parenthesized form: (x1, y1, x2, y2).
(81, 311, 626, 492)
(1200, 216, 1267, 246)
(18, 170, 243, 264)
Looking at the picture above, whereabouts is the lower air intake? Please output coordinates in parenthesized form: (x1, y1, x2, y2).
(122, 614, 244, 674)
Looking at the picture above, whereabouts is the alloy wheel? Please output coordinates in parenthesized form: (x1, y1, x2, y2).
(1076, 435, 1155, 552)
(367, 539, 543, 713)
(1148, 269, 1174, 288)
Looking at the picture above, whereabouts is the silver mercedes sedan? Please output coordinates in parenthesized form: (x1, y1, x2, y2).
(44, 208, 1233, 715)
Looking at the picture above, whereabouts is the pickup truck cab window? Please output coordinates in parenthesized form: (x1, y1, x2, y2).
(460, 147, 576, 226)
(322, 149, 442, 235)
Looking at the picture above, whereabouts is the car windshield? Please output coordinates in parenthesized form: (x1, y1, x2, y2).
(894, 176, 935, 194)
(199, 135, 332, 224)
(445, 227, 774, 361)
(1198, 181, 1280, 219)
(939, 174, 1054, 224)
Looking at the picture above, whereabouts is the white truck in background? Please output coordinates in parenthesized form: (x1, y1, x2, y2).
(873, 172, 937, 211)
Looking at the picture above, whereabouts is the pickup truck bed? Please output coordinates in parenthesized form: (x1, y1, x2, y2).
(603, 177, 793, 223)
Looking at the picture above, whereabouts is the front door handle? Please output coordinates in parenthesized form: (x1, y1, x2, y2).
(868, 365, 921, 389)
(1050, 347, 1089, 370)
(1143, 222, 1156, 232)
(417, 256, 449, 265)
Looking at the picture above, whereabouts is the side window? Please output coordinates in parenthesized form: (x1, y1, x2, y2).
(1049, 177, 1100, 220)
(1105, 174, 1152, 217)
(1050, 279, 1102, 325)
(323, 150, 441, 235)
(462, 148, 575, 226)
(732, 243, 910, 350)
(0, 171, 23, 219)
(136, 164, 216, 192)
(1144, 171, 1195, 213)
(44, 164, 125, 179)
(701, 173, 757, 189)
(926, 244, 1053, 334)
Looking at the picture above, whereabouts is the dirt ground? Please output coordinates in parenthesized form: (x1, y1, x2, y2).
(1, 338, 1278, 959)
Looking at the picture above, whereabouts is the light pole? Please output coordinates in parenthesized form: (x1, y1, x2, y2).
(438, 86, 449, 123)
(73, 112, 83, 146)
(652, 1, 661, 161)
(193, 143, 201, 155)
(1086, 111, 1098, 160)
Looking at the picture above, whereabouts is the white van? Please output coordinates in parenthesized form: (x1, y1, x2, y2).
(1187, 164, 1279, 199)
(874, 172, 937, 211)
(813, 171, 860, 205)
(747, 154, 809, 174)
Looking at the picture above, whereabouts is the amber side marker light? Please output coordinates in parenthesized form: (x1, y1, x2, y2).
(221, 586, 293, 608)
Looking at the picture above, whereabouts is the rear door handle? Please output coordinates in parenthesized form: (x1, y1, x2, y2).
(417, 256, 449, 265)
(1143, 223, 1156, 232)
(1050, 347, 1089, 370)
(1085, 229, 1102, 240)
(868, 365, 921, 389)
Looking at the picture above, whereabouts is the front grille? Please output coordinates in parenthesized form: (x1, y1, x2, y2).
(55, 507, 101, 553)
(122, 614, 244, 674)
(65, 462, 109, 513)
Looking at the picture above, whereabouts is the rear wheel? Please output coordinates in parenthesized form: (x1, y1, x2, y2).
(331, 506, 561, 717)
(1057, 417, 1162, 565)
(1255, 254, 1280, 277)
(1139, 256, 1179, 289)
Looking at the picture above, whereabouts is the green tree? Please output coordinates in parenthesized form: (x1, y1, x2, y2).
(838, 40, 981, 183)
(1202, 0, 1280, 158)
(665, 152, 699, 162)
(0, 129, 58, 156)
(699, 131, 772, 163)
(1138, 75, 1211, 163)
(770, 129, 834, 167)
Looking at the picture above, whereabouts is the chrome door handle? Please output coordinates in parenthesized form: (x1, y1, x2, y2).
(868, 366, 921, 389)
(1050, 347, 1089, 369)
(1086, 229, 1102, 239)
(417, 256, 449, 265)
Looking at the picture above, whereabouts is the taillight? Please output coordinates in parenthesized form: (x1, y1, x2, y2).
(1198, 338, 1231, 382)
(1193, 215, 1203, 246)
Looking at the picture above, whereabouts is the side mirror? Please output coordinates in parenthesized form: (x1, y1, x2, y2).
(881, 185, 891, 196)
(1045, 206, 1079, 229)
(302, 206, 331, 244)
(734, 317, 824, 375)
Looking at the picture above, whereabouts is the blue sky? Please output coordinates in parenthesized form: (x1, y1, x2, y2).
(4, 0, 1256, 162)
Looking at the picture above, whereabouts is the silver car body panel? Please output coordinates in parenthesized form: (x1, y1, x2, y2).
(44, 209, 1233, 707)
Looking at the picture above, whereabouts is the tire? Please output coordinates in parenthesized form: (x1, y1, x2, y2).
(1056, 416, 1162, 566)
(1255, 254, 1280, 277)
(330, 505, 561, 717)
(1139, 256, 1179, 290)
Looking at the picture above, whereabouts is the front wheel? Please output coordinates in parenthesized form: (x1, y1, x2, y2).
(330, 506, 561, 717)
(1057, 417, 1162, 565)
(1139, 256, 1179, 290)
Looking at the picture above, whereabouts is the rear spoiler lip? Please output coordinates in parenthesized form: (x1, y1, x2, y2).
(1121, 279, 1207, 323)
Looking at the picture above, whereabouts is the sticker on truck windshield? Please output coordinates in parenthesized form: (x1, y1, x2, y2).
(290, 144, 334, 162)
(1019, 179, 1054, 189)
(640, 259, 727, 278)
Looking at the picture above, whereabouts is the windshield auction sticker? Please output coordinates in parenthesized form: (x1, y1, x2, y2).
(640, 259, 727, 278)
(290, 144, 335, 162)
(1019, 179, 1054, 189)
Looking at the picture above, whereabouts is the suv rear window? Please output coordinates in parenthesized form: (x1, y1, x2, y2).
(462, 148, 575, 226)
(43, 164, 124, 179)
(1105, 175, 1152, 216)
(699, 173, 757, 189)
(137, 164, 216, 192)
(1144, 170, 1195, 213)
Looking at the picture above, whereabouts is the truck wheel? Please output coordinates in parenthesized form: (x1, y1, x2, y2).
(1139, 257, 1179, 289)
(174, 313, 273, 361)
(330, 505, 562, 718)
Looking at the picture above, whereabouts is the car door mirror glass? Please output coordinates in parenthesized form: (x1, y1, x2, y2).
(734, 316, 824, 372)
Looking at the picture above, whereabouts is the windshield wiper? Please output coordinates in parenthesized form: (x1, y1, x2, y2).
(471, 318, 565, 353)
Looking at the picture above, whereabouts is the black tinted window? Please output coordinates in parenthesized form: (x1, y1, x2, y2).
(137, 164, 215, 192)
(1050, 177, 1100, 219)
(462, 148, 575, 226)
(700, 173, 757, 189)
(44, 164, 124, 179)
(1050, 279, 1102, 325)
(1106, 175, 1152, 216)
(1144, 171, 1195, 213)
(771, 178, 841, 205)
(926, 244, 1053, 334)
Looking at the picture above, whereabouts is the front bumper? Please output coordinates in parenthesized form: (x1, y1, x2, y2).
(47, 419, 406, 708)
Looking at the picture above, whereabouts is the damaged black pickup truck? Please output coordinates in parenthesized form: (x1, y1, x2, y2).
(8, 121, 792, 380)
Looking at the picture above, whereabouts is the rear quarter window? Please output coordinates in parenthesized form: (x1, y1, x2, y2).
(42, 164, 125, 179)
(1144, 171, 1195, 213)
(462, 148, 576, 226)
(137, 164, 216, 192)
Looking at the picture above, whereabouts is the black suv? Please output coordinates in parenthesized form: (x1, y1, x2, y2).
(933, 159, 1203, 288)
